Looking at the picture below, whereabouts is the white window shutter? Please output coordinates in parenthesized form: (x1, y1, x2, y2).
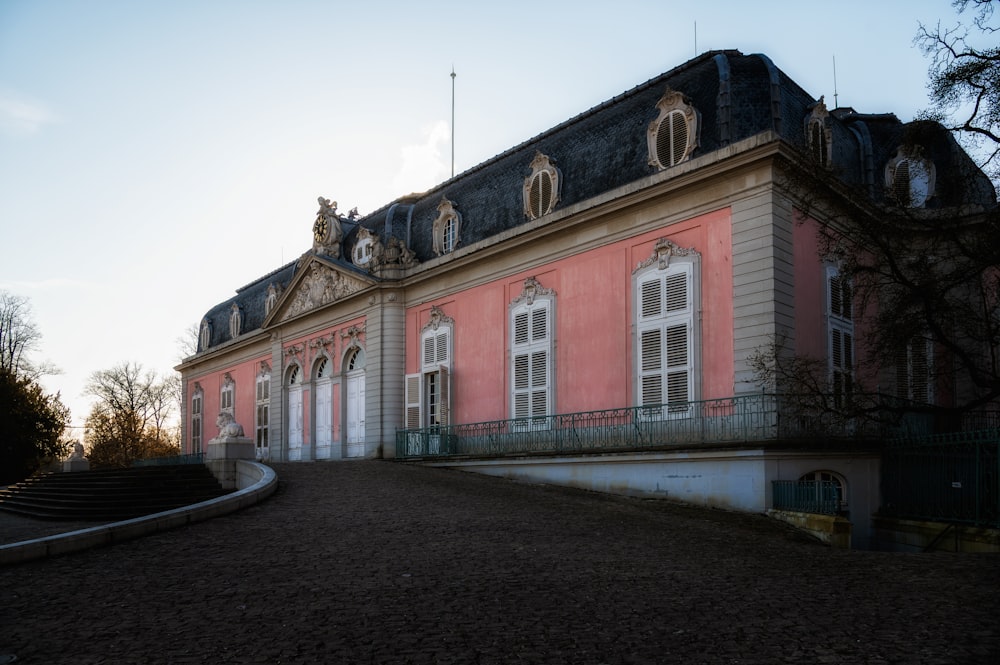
(437, 365, 450, 426)
(404, 373, 421, 429)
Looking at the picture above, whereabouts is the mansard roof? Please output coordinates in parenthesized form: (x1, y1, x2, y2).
(192, 49, 997, 355)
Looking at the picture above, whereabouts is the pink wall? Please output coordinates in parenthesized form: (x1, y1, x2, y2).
(186, 355, 269, 453)
(407, 208, 735, 423)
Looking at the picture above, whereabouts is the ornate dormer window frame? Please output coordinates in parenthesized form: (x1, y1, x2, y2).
(805, 97, 832, 167)
(432, 197, 462, 256)
(523, 151, 562, 220)
(198, 318, 212, 352)
(885, 145, 935, 208)
(229, 303, 243, 340)
(264, 284, 280, 317)
(647, 87, 700, 170)
(352, 227, 378, 267)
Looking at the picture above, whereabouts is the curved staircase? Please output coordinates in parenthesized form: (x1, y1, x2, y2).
(0, 465, 231, 521)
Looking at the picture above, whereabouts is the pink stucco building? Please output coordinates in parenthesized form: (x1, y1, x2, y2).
(177, 50, 996, 549)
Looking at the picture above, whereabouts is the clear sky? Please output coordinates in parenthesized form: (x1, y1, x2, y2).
(0, 0, 959, 434)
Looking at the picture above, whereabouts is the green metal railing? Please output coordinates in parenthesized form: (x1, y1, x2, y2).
(881, 429, 1000, 528)
(396, 393, 899, 460)
(771, 480, 840, 515)
(132, 453, 206, 467)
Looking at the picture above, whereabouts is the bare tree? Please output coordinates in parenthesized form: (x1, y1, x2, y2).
(0, 291, 41, 379)
(917, 0, 1000, 185)
(84, 362, 179, 467)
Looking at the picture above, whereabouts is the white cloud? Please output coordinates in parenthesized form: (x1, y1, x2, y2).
(391, 120, 451, 196)
(0, 92, 58, 136)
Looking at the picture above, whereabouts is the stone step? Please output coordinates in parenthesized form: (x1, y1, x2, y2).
(0, 464, 231, 521)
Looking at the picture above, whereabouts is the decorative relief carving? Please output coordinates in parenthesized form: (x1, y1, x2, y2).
(222, 372, 234, 387)
(282, 262, 368, 321)
(193, 381, 203, 393)
(511, 276, 555, 308)
(309, 334, 336, 357)
(259, 361, 271, 375)
(341, 324, 366, 348)
(421, 305, 454, 333)
(283, 343, 304, 368)
(634, 238, 700, 272)
(312, 196, 344, 258)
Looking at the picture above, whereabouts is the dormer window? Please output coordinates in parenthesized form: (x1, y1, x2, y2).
(886, 147, 935, 208)
(265, 284, 279, 316)
(523, 151, 561, 220)
(432, 197, 462, 256)
(806, 98, 832, 166)
(647, 87, 700, 170)
(352, 227, 377, 266)
(199, 318, 212, 351)
(229, 304, 243, 339)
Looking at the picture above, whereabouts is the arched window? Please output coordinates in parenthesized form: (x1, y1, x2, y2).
(647, 87, 700, 170)
(799, 470, 848, 512)
(346, 347, 365, 372)
(220, 373, 235, 417)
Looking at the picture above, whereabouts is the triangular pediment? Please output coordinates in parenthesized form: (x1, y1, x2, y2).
(264, 254, 377, 326)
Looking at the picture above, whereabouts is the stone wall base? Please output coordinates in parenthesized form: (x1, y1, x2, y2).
(767, 509, 852, 548)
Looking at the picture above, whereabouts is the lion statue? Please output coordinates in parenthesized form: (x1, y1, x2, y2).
(215, 412, 246, 438)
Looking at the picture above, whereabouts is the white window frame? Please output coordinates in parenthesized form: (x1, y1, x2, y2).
(509, 278, 555, 428)
(634, 260, 697, 419)
(827, 267, 855, 409)
(220, 374, 235, 418)
(255, 370, 270, 459)
(191, 387, 203, 455)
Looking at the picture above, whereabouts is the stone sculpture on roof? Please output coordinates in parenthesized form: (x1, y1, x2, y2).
(312, 196, 344, 258)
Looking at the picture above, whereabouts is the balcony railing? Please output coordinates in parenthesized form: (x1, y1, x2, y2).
(396, 393, 906, 460)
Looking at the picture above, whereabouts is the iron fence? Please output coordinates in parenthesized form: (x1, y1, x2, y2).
(881, 429, 1000, 528)
(396, 393, 903, 460)
(771, 480, 840, 515)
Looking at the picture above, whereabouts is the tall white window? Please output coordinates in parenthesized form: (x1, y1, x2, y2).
(405, 307, 452, 430)
(220, 374, 235, 418)
(191, 387, 203, 455)
(827, 267, 854, 408)
(636, 262, 695, 414)
(287, 365, 303, 460)
(509, 278, 555, 422)
(255, 370, 270, 459)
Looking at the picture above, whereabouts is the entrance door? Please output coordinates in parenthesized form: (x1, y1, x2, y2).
(315, 380, 332, 459)
(288, 386, 303, 461)
(345, 372, 365, 457)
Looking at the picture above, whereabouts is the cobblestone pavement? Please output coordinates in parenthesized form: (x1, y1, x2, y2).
(1, 461, 997, 664)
